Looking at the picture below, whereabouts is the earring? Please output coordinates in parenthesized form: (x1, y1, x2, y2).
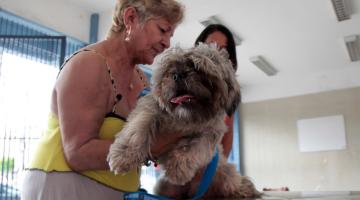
(125, 26, 131, 42)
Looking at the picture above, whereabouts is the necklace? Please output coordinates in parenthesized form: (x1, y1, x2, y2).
(129, 82, 134, 90)
(128, 67, 148, 91)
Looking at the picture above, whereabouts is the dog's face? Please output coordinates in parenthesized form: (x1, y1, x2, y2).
(152, 44, 241, 122)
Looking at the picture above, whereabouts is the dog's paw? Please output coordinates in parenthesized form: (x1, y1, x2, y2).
(204, 162, 262, 199)
(108, 158, 134, 175)
(236, 177, 262, 198)
(154, 178, 189, 199)
(107, 143, 144, 174)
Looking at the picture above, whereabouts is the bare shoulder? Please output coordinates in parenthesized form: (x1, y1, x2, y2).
(59, 50, 108, 82)
(55, 50, 112, 117)
(56, 51, 110, 93)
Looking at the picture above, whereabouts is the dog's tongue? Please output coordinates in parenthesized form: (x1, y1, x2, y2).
(170, 95, 194, 104)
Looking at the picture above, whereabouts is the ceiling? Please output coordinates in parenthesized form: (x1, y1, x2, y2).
(66, 0, 360, 102)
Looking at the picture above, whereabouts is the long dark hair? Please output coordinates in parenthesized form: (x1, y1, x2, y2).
(195, 24, 237, 71)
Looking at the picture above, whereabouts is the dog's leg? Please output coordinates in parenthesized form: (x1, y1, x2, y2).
(202, 156, 262, 198)
(162, 134, 216, 185)
(107, 97, 158, 174)
(154, 176, 190, 200)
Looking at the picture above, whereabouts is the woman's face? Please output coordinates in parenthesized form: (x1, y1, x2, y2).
(133, 18, 175, 65)
(204, 31, 228, 49)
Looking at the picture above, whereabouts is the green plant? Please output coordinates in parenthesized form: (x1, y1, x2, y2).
(0, 158, 15, 172)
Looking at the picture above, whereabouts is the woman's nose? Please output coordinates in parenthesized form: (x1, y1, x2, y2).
(162, 36, 171, 49)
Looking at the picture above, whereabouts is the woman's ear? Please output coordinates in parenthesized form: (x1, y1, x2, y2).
(123, 6, 139, 28)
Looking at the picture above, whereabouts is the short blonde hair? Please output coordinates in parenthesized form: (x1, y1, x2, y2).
(108, 0, 184, 37)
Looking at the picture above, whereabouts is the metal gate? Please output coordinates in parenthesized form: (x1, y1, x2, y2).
(0, 35, 65, 199)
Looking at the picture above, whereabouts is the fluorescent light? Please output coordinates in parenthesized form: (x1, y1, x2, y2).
(344, 35, 360, 62)
(199, 15, 242, 46)
(331, 0, 350, 21)
(250, 56, 278, 76)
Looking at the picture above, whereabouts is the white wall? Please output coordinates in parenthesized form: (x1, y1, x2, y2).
(240, 86, 360, 191)
(1, 0, 91, 42)
(98, 9, 113, 41)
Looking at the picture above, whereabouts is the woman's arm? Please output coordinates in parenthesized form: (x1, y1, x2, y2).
(55, 54, 182, 171)
(56, 52, 113, 171)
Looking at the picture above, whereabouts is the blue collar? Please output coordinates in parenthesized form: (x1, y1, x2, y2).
(191, 147, 219, 199)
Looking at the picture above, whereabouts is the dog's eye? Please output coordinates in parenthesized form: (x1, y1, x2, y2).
(173, 74, 179, 80)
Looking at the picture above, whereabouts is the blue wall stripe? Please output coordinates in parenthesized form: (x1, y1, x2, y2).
(0, 8, 83, 42)
(0, 8, 87, 60)
(90, 13, 99, 44)
(233, 111, 241, 172)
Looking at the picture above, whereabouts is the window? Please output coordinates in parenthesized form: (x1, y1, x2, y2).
(0, 52, 58, 192)
(0, 9, 86, 199)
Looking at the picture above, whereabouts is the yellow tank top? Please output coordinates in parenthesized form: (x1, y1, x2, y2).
(29, 113, 140, 192)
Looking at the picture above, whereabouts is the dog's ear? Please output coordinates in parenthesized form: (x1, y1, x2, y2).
(220, 46, 241, 116)
(193, 44, 242, 115)
(215, 46, 242, 116)
(215, 47, 241, 116)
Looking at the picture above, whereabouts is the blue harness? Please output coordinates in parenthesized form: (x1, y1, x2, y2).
(124, 148, 219, 200)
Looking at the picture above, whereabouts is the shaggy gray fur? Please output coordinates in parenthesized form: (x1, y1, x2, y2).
(107, 44, 260, 199)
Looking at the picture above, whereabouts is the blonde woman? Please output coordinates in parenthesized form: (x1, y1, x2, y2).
(22, 0, 184, 199)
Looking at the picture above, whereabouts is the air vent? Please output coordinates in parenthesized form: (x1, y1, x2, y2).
(344, 35, 360, 62)
(331, 0, 350, 21)
(249, 56, 278, 76)
(199, 15, 242, 46)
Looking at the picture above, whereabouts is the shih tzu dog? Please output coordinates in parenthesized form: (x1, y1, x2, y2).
(107, 44, 260, 199)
